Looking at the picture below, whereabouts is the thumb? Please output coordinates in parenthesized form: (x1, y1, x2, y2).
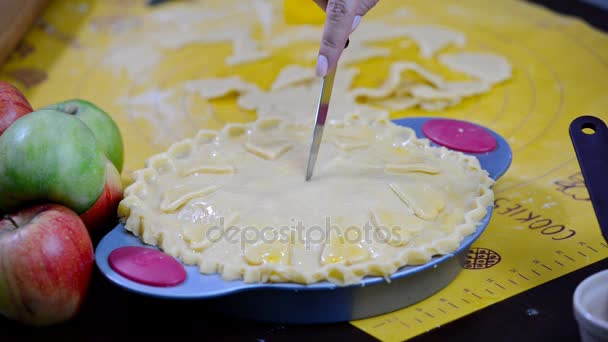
(316, 0, 359, 77)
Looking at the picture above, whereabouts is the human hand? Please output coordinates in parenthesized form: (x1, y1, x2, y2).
(313, 0, 379, 77)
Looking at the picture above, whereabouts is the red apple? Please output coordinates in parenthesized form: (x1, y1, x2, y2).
(80, 158, 123, 232)
(0, 204, 94, 326)
(0, 81, 33, 135)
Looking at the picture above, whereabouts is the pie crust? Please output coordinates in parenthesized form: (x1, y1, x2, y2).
(118, 116, 494, 285)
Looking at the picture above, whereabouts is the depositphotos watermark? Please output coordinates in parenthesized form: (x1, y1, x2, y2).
(203, 217, 410, 249)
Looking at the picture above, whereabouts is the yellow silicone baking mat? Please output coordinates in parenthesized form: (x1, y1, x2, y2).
(1, 1, 607, 341)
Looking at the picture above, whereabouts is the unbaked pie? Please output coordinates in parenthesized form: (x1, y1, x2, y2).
(118, 116, 494, 285)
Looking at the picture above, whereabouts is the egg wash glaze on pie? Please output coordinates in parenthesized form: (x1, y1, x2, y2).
(118, 115, 494, 286)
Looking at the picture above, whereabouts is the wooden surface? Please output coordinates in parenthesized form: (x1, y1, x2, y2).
(0, 0, 50, 65)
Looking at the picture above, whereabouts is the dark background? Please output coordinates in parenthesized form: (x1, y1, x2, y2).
(1, 0, 608, 341)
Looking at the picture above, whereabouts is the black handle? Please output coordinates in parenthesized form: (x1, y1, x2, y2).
(569, 115, 608, 243)
(148, 0, 169, 5)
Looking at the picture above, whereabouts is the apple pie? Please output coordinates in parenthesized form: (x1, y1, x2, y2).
(118, 116, 494, 285)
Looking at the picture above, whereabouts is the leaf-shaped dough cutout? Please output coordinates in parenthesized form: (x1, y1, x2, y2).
(183, 223, 212, 251)
(438, 208, 466, 233)
(244, 139, 293, 160)
(244, 240, 291, 266)
(320, 230, 370, 266)
(369, 209, 424, 246)
(181, 165, 235, 176)
(385, 163, 440, 174)
(331, 136, 370, 150)
(223, 124, 248, 138)
(161, 185, 219, 212)
(389, 182, 445, 220)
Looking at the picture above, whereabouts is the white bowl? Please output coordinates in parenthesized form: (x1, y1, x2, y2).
(574, 269, 608, 342)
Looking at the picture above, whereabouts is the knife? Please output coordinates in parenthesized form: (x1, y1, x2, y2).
(305, 39, 349, 181)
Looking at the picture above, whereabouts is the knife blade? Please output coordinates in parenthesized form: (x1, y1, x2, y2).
(305, 39, 349, 181)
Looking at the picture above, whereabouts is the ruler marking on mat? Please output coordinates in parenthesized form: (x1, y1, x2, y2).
(349, 186, 607, 342)
(353, 236, 608, 341)
(398, 319, 410, 328)
(415, 307, 434, 319)
(586, 245, 598, 253)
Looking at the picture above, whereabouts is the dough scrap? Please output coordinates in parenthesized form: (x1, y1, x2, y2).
(117, 88, 198, 145)
(100, 1, 512, 117)
(103, 45, 163, 83)
(402, 25, 466, 58)
(340, 42, 392, 65)
(183, 76, 259, 99)
(226, 31, 271, 66)
(270, 25, 322, 47)
(271, 65, 316, 91)
(410, 81, 490, 100)
(350, 62, 444, 100)
(419, 98, 462, 111)
(236, 66, 386, 123)
(439, 52, 512, 84)
(370, 97, 420, 111)
(350, 22, 465, 58)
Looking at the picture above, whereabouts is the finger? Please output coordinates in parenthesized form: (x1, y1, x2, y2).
(312, 0, 328, 10)
(352, 0, 378, 32)
(315, 0, 361, 33)
(356, 0, 378, 16)
(316, 0, 359, 77)
(314, 0, 376, 31)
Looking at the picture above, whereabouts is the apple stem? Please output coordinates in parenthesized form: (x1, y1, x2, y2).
(2, 215, 18, 230)
(65, 105, 78, 115)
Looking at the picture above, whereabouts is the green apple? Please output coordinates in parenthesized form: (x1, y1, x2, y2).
(0, 109, 107, 213)
(43, 99, 124, 172)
